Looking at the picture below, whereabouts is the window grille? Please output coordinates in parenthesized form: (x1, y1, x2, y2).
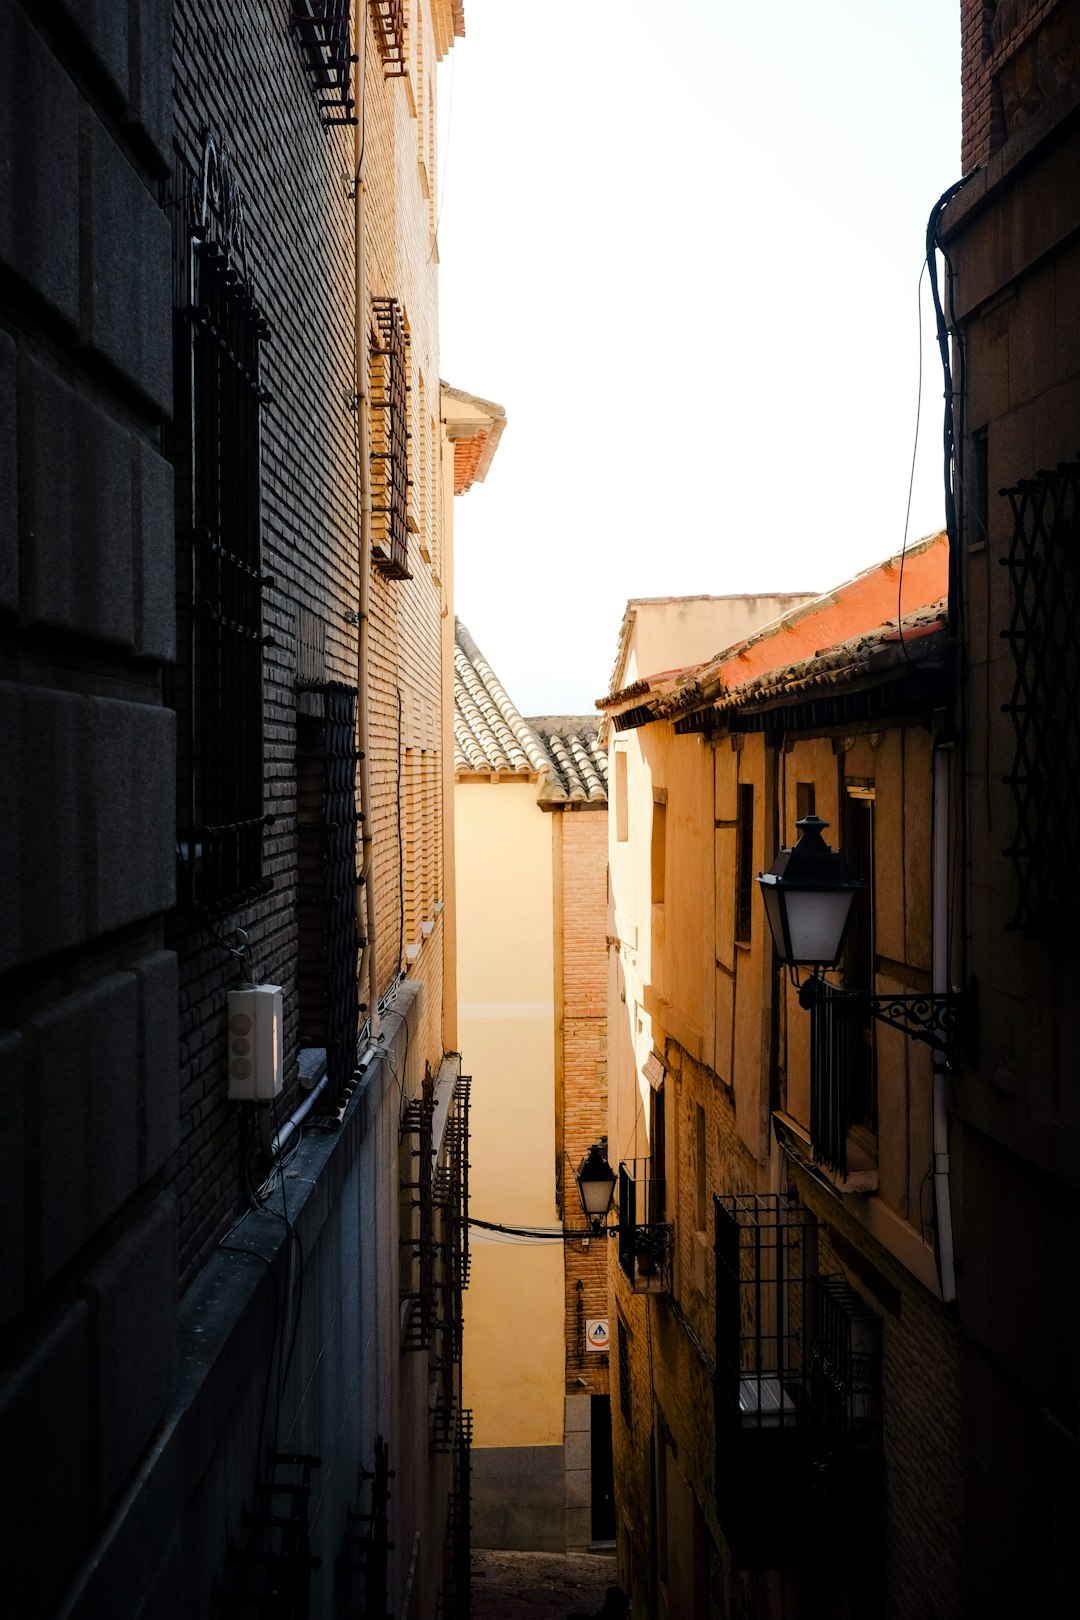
(714, 1193, 815, 1437)
(431, 1076, 470, 1453)
(1000, 455, 1080, 935)
(295, 681, 360, 1100)
(290, 0, 358, 124)
(400, 1075, 436, 1351)
(370, 297, 412, 579)
(341, 1437, 393, 1618)
(370, 0, 407, 76)
(617, 1158, 671, 1295)
(810, 1276, 882, 1443)
(808, 980, 858, 1176)
(167, 157, 272, 914)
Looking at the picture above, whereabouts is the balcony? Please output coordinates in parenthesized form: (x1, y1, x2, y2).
(617, 1159, 671, 1295)
(714, 1192, 883, 1572)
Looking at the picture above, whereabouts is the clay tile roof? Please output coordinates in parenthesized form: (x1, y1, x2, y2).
(454, 624, 608, 805)
(454, 622, 551, 778)
(530, 718, 609, 804)
(716, 598, 950, 715)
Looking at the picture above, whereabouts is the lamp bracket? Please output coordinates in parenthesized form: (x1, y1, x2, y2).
(798, 977, 965, 1056)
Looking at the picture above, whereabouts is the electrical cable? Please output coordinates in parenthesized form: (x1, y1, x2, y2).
(896, 259, 929, 673)
(469, 1216, 608, 1242)
(925, 177, 970, 630)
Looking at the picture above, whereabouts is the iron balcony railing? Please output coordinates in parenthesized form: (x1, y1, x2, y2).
(617, 1159, 672, 1295)
(714, 1192, 885, 1571)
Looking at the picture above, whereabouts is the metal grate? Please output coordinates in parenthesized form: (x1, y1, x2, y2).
(290, 0, 357, 124)
(340, 1437, 393, 1618)
(430, 1076, 470, 1453)
(714, 1193, 816, 1436)
(370, 0, 407, 76)
(295, 682, 360, 1101)
(1000, 455, 1080, 935)
(435, 1409, 473, 1619)
(810, 1277, 882, 1444)
(617, 1159, 671, 1295)
(167, 155, 272, 914)
(216, 1451, 321, 1618)
(370, 297, 411, 579)
(400, 1075, 436, 1351)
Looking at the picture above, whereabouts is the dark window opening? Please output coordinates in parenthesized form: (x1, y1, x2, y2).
(650, 800, 666, 904)
(842, 789, 876, 1136)
(969, 426, 989, 549)
(795, 780, 816, 829)
(167, 160, 271, 914)
(296, 681, 360, 1101)
(617, 1317, 632, 1427)
(735, 783, 754, 943)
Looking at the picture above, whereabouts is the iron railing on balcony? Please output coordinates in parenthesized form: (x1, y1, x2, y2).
(617, 1159, 671, 1295)
(370, 0, 407, 76)
(290, 0, 357, 124)
(715, 1192, 816, 1436)
(370, 297, 412, 580)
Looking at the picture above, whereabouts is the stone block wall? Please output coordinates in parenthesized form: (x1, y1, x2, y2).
(0, 1, 179, 1610)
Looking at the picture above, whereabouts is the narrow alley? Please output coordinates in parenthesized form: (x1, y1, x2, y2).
(470, 1550, 619, 1620)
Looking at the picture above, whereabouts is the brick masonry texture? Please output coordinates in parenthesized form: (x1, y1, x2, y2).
(559, 812, 611, 1396)
(167, 0, 449, 1285)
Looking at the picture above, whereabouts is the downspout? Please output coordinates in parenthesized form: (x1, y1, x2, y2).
(932, 738, 956, 1302)
(353, 29, 380, 1039)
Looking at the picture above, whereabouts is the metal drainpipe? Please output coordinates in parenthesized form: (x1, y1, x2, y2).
(353, 37, 380, 1040)
(932, 739, 956, 1302)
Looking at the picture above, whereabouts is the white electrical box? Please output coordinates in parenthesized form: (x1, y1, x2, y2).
(227, 984, 284, 1101)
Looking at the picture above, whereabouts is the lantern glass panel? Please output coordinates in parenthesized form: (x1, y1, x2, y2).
(783, 887, 856, 966)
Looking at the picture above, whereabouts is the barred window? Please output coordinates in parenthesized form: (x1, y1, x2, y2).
(1001, 456, 1080, 934)
(370, 297, 412, 580)
(167, 145, 271, 913)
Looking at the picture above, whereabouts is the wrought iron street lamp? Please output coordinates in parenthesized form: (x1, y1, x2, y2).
(757, 815, 864, 969)
(575, 1142, 617, 1235)
(758, 815, 965, 1055)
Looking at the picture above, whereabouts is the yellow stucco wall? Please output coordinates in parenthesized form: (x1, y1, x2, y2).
(456, 781, 563, 1447)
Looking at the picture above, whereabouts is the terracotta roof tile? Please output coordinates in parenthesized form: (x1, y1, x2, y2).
(454, 623, 608, 804)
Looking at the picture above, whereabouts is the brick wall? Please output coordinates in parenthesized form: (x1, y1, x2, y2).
(960, 0, 1075, 169)
(168, 0, 451, 1282)
(557, 810, 611, 1393)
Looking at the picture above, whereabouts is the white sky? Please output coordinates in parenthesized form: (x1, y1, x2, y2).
(436, 1, 961, 716)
